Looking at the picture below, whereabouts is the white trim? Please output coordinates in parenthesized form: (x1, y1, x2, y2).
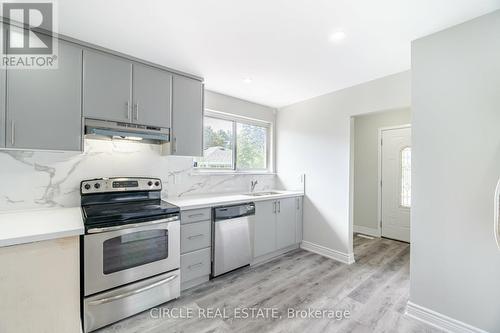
(301, 241, 355, 264)
(494, 177, 500, 250)
(348, 117, 356, 262)
(205, 109, 272, 127)
(406, 301, 488, 333)
(354, 225, 381, 237)
(378, 124, 411, 239)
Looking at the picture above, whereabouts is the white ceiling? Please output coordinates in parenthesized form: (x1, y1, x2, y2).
(58, 0, 500, 108)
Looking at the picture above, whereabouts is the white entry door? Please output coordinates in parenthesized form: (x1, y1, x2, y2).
(381, 126, 411, 242)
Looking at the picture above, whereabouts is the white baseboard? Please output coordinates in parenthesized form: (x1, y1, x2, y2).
(251, 244, 300, 266)
(406, 301, 488, 333)
(353, 225, 381, 237)
(300, 241, 355, 264)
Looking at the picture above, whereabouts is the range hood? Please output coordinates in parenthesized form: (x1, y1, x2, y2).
(84, 119, 170, 144)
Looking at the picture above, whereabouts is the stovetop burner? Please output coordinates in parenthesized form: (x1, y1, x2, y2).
(80, 177, 179, 231)
(82, 200, 179, 226)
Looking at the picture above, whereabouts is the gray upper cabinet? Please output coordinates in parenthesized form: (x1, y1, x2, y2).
(132, 64, 172, 128)
(0, 68, 5, 148)
(6, 41, 82, 151)
(83, 50, 132, 123)
(253, 200, 277, 258)
(276, 198, 297, 249)
(172, 76, 203, 156)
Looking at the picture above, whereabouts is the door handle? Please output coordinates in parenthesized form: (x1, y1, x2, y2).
(273, 201, 276, 214)
(277, 201, 281, 213)
(133, 103, 139, 120)
(187, 213, 203, 218)
(87, 274, 178, 306)
(125, 101, 131, 119)
(10, 121, 15, 146)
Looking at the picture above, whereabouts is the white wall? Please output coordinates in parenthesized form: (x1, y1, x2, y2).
(411, 10, 500, 332)
(353, 108, 411, 232)
(276, 71, 411, 258)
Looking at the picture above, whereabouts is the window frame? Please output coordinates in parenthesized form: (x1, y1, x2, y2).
(195, 109, 273, 173)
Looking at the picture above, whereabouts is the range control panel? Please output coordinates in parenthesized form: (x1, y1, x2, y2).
(81, 177, 161, 194)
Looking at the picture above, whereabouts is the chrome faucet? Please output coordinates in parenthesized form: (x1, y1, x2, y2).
(250, 180, 258, 192)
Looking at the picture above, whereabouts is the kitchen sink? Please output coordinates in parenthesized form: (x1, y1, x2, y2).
(244, 191, 282, 197)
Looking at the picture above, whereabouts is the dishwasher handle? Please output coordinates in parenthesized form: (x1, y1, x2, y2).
(213, 202, 255, 221)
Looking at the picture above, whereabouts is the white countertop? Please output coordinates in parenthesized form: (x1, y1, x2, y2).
(0, 207, 84, 247)
(166, 190, 304, 210)
(0, 191, 304, 247)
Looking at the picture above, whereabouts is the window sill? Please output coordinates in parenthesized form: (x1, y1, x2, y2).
(191, 170, 276, 176)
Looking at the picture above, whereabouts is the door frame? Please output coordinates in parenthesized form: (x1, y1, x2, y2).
(377, 124, 411, 238)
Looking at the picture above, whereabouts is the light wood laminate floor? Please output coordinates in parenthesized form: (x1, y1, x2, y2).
(97, 235, 442, 333)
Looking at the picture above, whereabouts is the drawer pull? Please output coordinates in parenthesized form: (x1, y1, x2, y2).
(187, 234, 204, 240)
(188, 262, 203, 270)
(188, 213, 205, 218)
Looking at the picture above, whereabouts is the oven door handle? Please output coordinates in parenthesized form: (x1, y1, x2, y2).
(87, 216, 179, 234)
(87, 274, 178, 306)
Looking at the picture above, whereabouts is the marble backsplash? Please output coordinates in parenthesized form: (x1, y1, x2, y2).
(0, 139, 276, 212)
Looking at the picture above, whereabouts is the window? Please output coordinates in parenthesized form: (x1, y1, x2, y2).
(195, 111, 270, 171)
(196, 117, 234, 169)
(401, 147, 411, 208)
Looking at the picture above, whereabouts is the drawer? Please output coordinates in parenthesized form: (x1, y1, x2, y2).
(181, 208, 211, 224)
(84, 270, 180, 332)
(181, 221, 211, 254)
(181, 248, 211, 283)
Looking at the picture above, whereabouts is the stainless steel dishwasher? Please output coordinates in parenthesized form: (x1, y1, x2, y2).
(212, 202, 255, 277)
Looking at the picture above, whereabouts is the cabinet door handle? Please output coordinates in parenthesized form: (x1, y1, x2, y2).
(187, 213, 203, 218)
(273, 201, 276, 214)
(278, 201, 281, 213)
(125, 101, 131, 119)
(173, 137, 177, 153)
(296, 198, 300, 210)
(10, 121, 15, 146)
(133, 103, 139, 120)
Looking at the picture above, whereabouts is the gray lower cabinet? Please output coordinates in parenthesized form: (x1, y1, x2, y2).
(132, 64, 172, 128)
(254, 200, 277, 258)
(295, 196, 303, 243)
(180, 209, 212, 291)
(0, 68, 5, 148)
(180, 248, 211, 290)
(83, 50, 132, 123)
(6, 41, 83, 151)
(253, 197, 303, 261)
(172, 75, 203, 156)
(181, 220, 211, 253)
(276, 198, 297, 249)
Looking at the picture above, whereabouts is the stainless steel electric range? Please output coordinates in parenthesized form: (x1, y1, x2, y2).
(80, 177, 180, 332)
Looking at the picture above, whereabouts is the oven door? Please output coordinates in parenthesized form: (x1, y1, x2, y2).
(84, 217, 180, 296)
